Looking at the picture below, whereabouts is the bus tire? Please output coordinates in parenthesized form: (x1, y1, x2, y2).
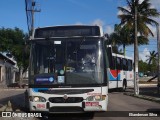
(122, 79, 127, 92)
(82, 112, 94, 119)
(24, 90, 29, 112)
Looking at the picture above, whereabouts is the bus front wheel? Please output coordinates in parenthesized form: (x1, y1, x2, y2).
(82, 112, 94, 119)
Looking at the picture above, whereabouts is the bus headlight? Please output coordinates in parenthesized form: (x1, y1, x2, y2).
(87, 95, 101, 101)
(29, 96, 46, 102)
(86, 95, 106, 101)
(95, 95, 101, 100)
(33, 97, 39, 102)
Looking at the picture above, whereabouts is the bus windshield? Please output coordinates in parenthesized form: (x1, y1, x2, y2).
(29, 38, 104, 86)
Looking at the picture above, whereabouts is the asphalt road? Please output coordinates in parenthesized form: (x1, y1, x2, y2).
(0, 87, 160, 120)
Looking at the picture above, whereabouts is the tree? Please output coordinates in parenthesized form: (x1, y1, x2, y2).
(118, 0, 159, 42)
(138, 60, 148, 74)
(118, 0, 159, 95)
(107, 24, 130, 55)
(108, 24, 149, 55)
(0, 27, 30, 84)
(146, 50, 158, 76)
(146, 50, 158, 65)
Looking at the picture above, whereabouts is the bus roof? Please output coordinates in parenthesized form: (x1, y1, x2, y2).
(112, 53, 133, 60)
(35, 25, 102, 30)
(31, 25, 103, 39)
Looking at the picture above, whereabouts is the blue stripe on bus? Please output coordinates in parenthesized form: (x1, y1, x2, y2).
(108, 70, 121, 81)
(109, 73, 121, 81)
(32, 88, 49, 92)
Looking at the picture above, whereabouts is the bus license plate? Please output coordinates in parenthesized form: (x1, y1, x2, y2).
(85, 102, 99, 106)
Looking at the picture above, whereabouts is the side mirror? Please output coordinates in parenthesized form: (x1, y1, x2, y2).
(103, 33, 110, 45)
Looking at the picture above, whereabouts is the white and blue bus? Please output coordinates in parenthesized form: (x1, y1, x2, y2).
(27, 25, 109, 114)
(106, 46, 134, 91)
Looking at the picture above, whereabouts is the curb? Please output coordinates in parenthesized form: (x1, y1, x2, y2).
(139, 84, 157, 86)
(124, 92, 160, 104)
(0, 89, 26, 91)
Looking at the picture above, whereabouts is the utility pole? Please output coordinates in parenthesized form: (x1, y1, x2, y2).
(157, 23, 160, 94)
(31, 0, 41, 36)
(31, 0, 35, 36)
(134, 0, 139, 95)
(26, 0, 40, 36)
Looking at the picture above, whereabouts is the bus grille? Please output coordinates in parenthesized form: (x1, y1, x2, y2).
(49, 107, 84, 113)
(38, 89, 94, 94)
(49, 97, 83, 103)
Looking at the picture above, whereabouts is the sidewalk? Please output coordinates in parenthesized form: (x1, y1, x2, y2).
(124, 84, 160, 103)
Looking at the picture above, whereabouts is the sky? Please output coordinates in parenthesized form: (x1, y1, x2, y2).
(0, 0, 160, 62)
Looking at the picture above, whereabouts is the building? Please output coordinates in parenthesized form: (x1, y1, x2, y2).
(0, 53, 18, 87)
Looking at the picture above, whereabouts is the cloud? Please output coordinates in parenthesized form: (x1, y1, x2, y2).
(139, 0, 160, 10)
(117, 10, 123, 16)
(75, 19, 115, 35)
(139, 0, 144, 4)
(75, 19, 105, 26)
(91, 19, 104, 27)
(91, 19, 114, 34)
(150, 0, 160, 10)
(139, 48, 150, 62)
(105, 25, 114, 35)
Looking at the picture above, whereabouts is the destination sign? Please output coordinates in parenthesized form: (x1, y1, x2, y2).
(34, 26, 100, 38)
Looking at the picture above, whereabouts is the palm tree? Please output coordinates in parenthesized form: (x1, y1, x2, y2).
(108, 24, 131, 55)
(146, 50, 158, 82)
(118, 0, 159, 42)
(108, 24, 149, 55)
(117, 0, 159, 85)
(146, 50, 158, 65)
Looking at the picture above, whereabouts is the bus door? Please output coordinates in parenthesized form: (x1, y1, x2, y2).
(115, 57, 122, 88)
(126, 59, 134, 81)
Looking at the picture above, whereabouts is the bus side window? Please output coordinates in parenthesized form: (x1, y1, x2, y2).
(116, 57, 122, 70)
(111, 56, 116, 69)
(128, 60, 132, 71)
(122, 58, 128, 71)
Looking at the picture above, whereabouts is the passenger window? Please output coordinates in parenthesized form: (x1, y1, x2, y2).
(111, 56, 116, 69)
(116, 57, 122, 70)
(122, 58, 128, 70)
(128, 60, 132, 71)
